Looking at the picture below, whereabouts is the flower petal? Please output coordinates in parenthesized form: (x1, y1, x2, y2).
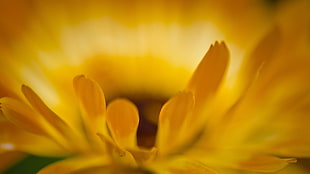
(264, 95, 310, 158)
(187, 41, 229, 108)
(241, 27, 280, 86)
(0, 118, 68, 156)
(22, 85, 72, 134)
(156, 91, 195, 155)
(127, 147, 158, 164)
(37, 155, 109, 174)
(69, 166, 147, 174)
(73, 75, 107, 148)
(21, 85, 84, 151)
(163, 157, 218, 174)
(0, 97, 49, 136)
(106, 99, 139, 148)
(237, 154, 296, 173)
(97, 133, 137, 166)
(73, 75, 106, 121)
(99, 130, 158, 164)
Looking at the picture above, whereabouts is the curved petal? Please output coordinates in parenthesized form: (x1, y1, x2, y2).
(21, 85, 85, 151)
(69, 165, 148, 174)
(237, 154, 296, 173)
(97, 133, 137, 166)
(0, 97, 49, 136)
(99, 130, 157, 165)
(22, 85, 75, 135)
(240, 27, 281, 87)
(0, 119, 69, 156)
(159, 157, 218, 174)
(127, 147, 158, 164)
(187, 41, 229, 108)
(264, 95, 310, 158)
(73, 75, 106, 123)
(186, 146, 296, 173)
(73, 75, 107, 148)
(156, 91, 195, 155)
(38, 155, 109, 174)
(106, 99, 139, 148)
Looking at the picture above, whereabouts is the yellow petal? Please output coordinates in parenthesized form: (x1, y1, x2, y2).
(265, 96, 310, 158)
(73, 75, 107, 148)
(0, 119, 69, 157)
(21, 85, 83, 151)
(241, 27, 280, 85)
(73, 75, 106, 120)
(22, 85, 72, 135)
(187, 41, 229, 108)
(38, 155, 109, 174)
(237, 154, 296, 173)
(156, 91, 195, 155)
(164, 157, 217, 174)
(127, 147, 158, 164)
(97, 133, 137, 166)
(99, 131, 157, 165)
(0, 97, 48, 135)
(69, 166, 147, 174)
(106, 99, 139, 148)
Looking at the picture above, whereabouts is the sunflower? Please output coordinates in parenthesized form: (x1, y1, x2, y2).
(0, 0, 310, 174)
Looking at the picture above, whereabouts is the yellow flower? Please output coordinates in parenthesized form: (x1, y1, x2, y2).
(1, 32, 310, 173)
(1, 0, 310, 173)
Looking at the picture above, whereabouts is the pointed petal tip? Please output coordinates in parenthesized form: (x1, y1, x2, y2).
(73, 74, 86, 83)
(21, 84, 30, 95)
(187, 40, 229, 105)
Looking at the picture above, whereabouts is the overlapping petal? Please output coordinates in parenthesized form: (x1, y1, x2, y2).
(156, 91, 194, 155)
(187, 41, 229, 108)
(0, 117, 68, 156)
(38, 155, 109, 174)
(73, 75, 107, 149)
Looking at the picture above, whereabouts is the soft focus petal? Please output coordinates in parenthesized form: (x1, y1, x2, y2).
(73, 75, 106, 120)
(239, 27, 280, 90)
(187, 41, 229, 108)
(237, 154, 296, 173)
(158, 157, 217, 174)
(126, 147, 158, 165)
(73, 75, 107, 148)
(22, 85, 73, 134)
(97, 133, 137, 166)
(21, 85, 85, 152)
(275, 163, 310, 174)
(0, 117, 68, 156)
(38, 155, 108, 174)
(69, 165, 148, 174)
(156, 91, 194, 155)
(106, 99, 139, 148)
(0, 97, 50, 136)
